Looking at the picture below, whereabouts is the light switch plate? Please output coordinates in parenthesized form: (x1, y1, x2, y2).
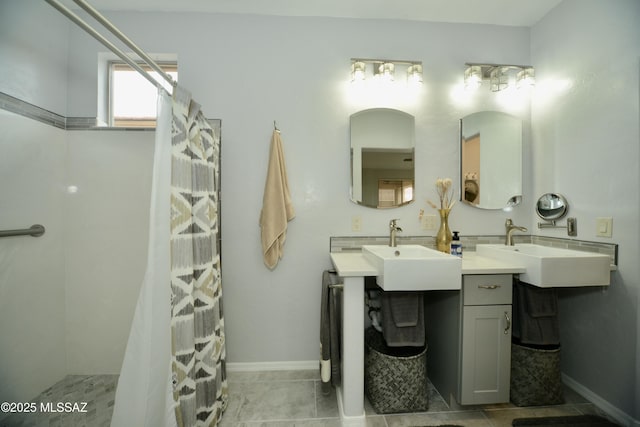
(596, 217, 613, 238)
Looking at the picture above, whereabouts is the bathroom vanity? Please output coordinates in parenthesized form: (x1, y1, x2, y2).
(330, 240, 613, 424)
(329, 250, 526, 423)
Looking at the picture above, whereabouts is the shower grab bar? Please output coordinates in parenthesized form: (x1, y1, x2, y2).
(0, 224, 46, 238)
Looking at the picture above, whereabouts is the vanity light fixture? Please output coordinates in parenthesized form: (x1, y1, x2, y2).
(377, 62, 395, 82)
(351, 61, 366, 82)
(490, 67, 508, 92)
(516, 67, 535, 89)
(464, 63, 535, 92)
(351, 58, 423, 86)
(407, 64, 423, 85)
(464, 65, 482, 91)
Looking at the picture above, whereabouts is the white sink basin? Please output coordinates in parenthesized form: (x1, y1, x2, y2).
(362, 244, 462, 291)
(476, 243, 610, 287)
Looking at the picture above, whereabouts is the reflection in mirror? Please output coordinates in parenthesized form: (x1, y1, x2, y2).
(350, 108, 415, 208)
(460, 111, 522, 210)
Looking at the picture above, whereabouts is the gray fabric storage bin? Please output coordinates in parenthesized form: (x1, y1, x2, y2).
(364, 328, 428, 414)
(510, 342, 564, 406)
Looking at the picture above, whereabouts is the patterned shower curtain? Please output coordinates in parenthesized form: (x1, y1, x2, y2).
(169, 86, 227, 426)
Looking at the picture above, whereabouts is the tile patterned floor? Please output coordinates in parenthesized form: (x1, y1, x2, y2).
(220, 370, 604, 427)
(1, 370, 609, 427)
(1, 375, 117, 427)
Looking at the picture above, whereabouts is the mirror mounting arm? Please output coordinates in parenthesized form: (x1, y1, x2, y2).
(537, 217, 578, 237)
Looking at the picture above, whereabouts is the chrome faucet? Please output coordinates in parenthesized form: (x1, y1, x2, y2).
(505, 218, 527, 246)
(389, 219, 402, 247)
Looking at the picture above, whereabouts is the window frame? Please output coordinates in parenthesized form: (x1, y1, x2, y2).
(107, 61, 177, 128)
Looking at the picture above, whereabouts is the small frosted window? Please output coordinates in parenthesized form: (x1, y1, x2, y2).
(110, 62, 177, 127)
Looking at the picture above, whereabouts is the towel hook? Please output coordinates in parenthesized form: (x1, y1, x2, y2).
(274, 120, 280, 132)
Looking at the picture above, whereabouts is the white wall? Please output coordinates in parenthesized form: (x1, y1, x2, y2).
(0, 111, 67, 407)
(64, 11, 533, 366)
(531, 0, 639, 420)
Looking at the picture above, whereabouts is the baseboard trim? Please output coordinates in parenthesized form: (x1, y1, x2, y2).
(226, 360, 318, 372)
(562, 373, 638, 427)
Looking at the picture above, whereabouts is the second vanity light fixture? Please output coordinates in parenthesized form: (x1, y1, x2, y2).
(351, 58, 423, 85)
(464, 63, 535, 92)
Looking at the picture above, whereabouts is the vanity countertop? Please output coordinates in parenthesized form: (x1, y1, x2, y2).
(460, 252, 526, 275)
(330, 252, 378, 277)
(330, 250, 526, 278)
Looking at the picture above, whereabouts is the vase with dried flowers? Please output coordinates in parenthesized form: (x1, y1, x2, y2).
(428, 178, 456, 253)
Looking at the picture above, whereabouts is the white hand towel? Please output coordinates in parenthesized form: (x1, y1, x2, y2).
(260, 130, 295, 269)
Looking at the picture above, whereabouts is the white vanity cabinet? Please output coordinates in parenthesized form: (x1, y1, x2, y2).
(458, 274, 512, 404)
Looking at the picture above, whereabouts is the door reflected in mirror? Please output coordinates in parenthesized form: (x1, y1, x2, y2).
(350, 108, 415, 209)
(460, 111, 522, 210)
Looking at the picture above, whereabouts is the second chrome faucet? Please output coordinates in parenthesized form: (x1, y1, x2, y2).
(389, 219, 402, 247)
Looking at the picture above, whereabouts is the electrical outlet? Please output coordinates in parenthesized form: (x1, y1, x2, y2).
(351, 215, 362, 232)
(422, 214, 437, 230)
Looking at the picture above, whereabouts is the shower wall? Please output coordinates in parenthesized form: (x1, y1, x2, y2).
(0, 111, 154, 406)
(1, 5, 154, 407)
(64, 130, 154, 374)
(0, 110, 67, 406)
(0, 2, 69, 409)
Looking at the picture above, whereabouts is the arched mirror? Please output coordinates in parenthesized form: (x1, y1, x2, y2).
(350, 108, 415, 209)
(536, 193, 568, 220)
(460, 111, 522, 210)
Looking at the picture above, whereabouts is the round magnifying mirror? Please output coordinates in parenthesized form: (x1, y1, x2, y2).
(535, 193, 568, 220)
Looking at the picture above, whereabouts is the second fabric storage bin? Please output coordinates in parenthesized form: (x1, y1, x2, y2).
(364, 327, 429, 413)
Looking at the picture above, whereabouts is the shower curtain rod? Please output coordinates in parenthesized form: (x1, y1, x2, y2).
(44, 0, 176, 91)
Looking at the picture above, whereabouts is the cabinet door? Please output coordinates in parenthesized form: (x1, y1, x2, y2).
(459, 305, 512, 405)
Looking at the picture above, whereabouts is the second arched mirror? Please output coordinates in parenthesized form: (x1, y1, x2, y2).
(460, 111, 522, 210)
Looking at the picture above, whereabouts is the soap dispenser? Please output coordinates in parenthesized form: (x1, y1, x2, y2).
(450, 231, 462, 257)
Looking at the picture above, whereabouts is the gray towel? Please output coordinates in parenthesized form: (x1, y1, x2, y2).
(524, 285, 558, 318)
(320, 270, 342, 394)
(389, 293, 420, 327)
(381, 292, 425, 347)
(513, 279, 560, 346)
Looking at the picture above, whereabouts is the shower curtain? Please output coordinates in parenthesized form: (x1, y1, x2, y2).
(111, 86, 227, 427)
(169, 87, 227, 426)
